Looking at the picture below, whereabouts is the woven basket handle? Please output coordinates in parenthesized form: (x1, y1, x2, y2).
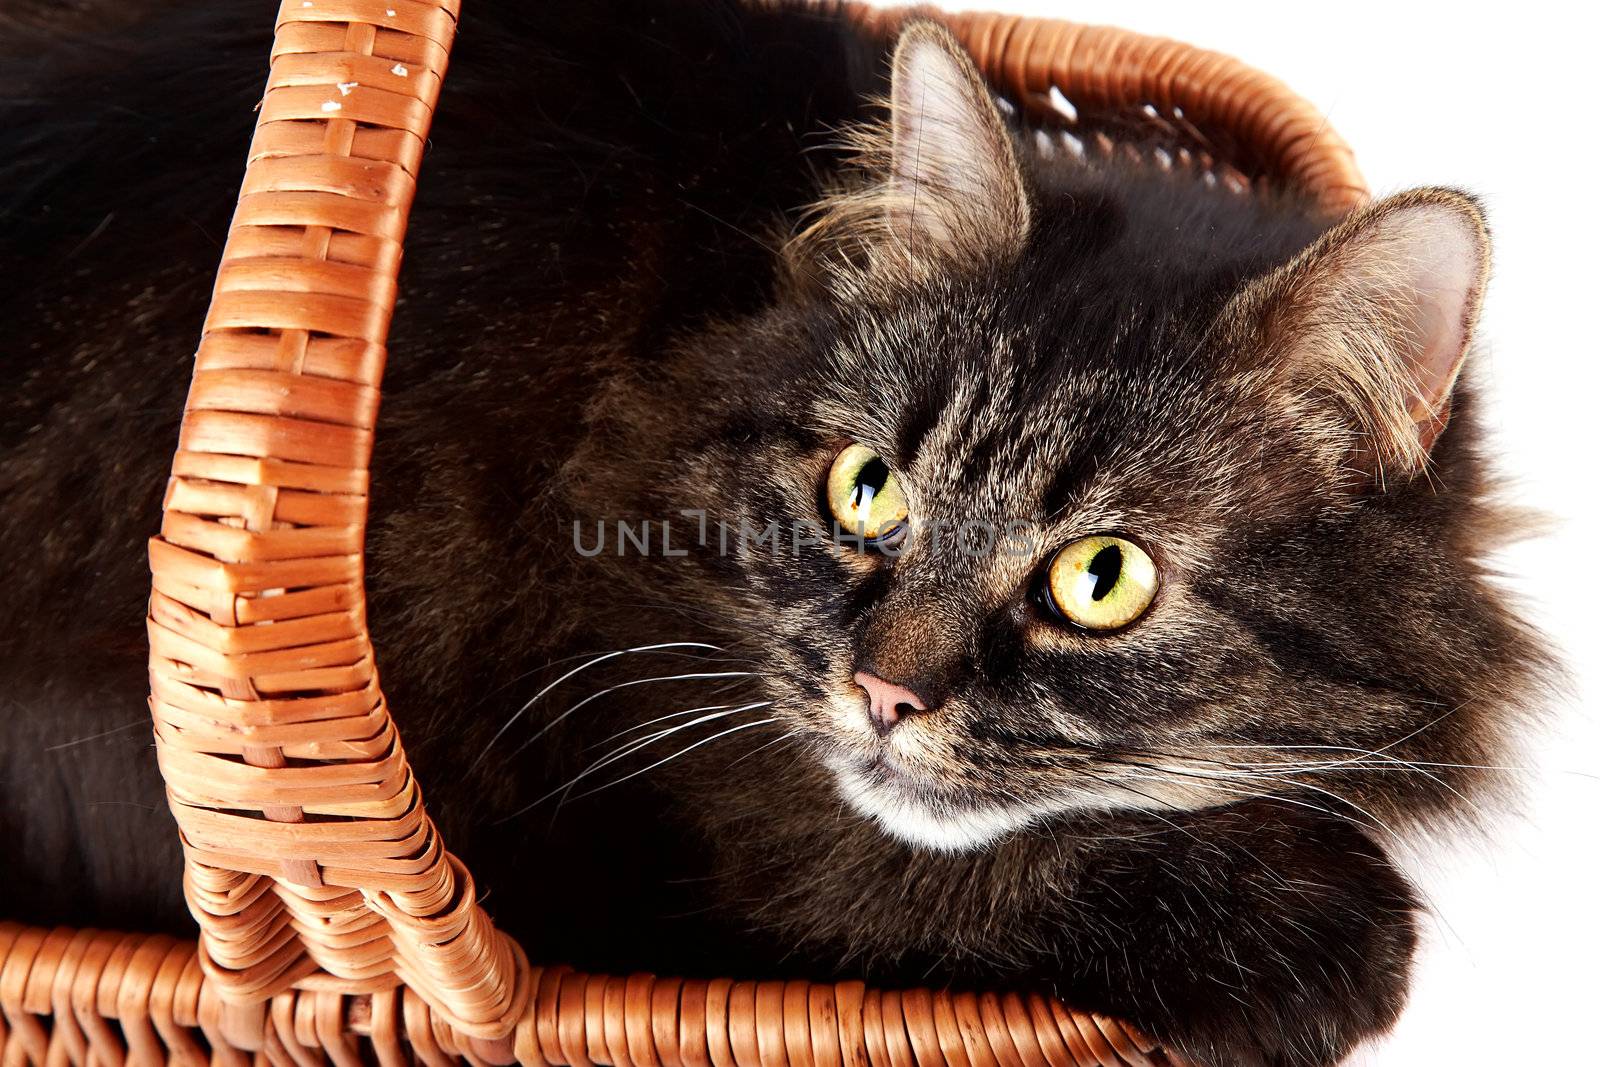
(144, 0, 1366, 1046)
(145, 0, 528, 1038)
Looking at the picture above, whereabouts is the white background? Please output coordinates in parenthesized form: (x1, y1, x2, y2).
(860, 2, 1600, 1062)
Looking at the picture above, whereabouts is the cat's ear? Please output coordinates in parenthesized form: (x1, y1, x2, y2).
(1231, 187, 1490, 485)
(883, 21, 1030, 262)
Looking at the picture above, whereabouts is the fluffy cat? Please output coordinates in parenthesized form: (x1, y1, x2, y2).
(0, 3, 1545, 1065)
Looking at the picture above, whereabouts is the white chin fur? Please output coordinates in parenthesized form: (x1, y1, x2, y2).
(828, 759, 1037, 852)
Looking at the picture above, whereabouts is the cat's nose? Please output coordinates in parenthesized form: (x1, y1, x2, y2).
(853, 670, 933, 736)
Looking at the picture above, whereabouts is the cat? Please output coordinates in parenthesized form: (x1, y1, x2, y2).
(0, 2, 1547, 1065)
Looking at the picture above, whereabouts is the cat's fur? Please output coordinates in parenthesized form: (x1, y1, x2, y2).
(0, 3, 1545, 1065)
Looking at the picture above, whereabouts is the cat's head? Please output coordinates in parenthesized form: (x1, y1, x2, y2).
(573, 23, 1533, 851)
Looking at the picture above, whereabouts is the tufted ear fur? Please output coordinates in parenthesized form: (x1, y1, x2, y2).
(1229, 188, 1490, 486)
(787, 21, 1030, 278)
(882, 20, 1030, 262)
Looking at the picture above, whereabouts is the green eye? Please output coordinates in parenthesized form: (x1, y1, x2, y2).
(1044, 535, 1158, 630)
(826, 444, 909, 543)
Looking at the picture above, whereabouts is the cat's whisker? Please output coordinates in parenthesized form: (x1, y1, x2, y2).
(1188, 740, 1591, 795)
(1153, 744, 1450, 787)
(1104, 766, 1283, 811)
(1105, 753, 1399, 834)
(42, 718, 148, 752)
(1128, 737, 1496, 817)
(1205, 741, 1442, 765)
(588, 700, 749, 748)
(509, 670, 758, 758)
(510, 701, 776, 819)
(466, 644, 746, 715)
(563, 717, 781, 804)
(471, 641, 724, 770)
(1181, 751, 1506, 829)
(1202, 742, 1591, 779)
(1108, 765, 1363, 830)
(1260, 773, 1395, 830)
(1134, 758, 1419, 849)
(573, 702, 769, 780)
(1184, 765, 1485, 924)
(1073, 773, 1311, 892)
(554, 708, 758, 806)
(1084, 740, 1536, 841)
(1253, 758, 1597, 783)
(726, 729, 797, 768)
(1200, 749, 1455, 782)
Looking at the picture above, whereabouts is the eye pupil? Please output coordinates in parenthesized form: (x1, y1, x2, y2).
(1086, 544, 1122, 601)
(853, 457, 891, 506)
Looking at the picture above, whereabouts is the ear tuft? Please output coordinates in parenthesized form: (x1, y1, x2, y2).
(784, 21, 1030, 281)
(885, 21, 1030, 262)
(1235, 187, 1490, 485)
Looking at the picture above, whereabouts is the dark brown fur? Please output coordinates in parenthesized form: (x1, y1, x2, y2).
(0, 4, 1546, 1065)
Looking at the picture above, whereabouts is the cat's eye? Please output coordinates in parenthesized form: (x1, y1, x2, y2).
(1043, 535, 1158, 631)
(826, 444, 909, 543)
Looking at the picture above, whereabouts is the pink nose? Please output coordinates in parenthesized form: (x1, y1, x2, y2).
(854, 670, 931, 736)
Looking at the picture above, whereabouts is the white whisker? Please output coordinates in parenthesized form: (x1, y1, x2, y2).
(565, 717, 779, 803)
(562, 704, 767, 797)
(1109, 767, 1348, 822)
(547, 711, 743, 808)
(1124, 759, 1414, 846)
(511, 702, 774, 818)
(589, 701, 745, 748)
(470, 641, 722, 770)
(511, 670, 755, 757)
(726, 730, 797, 768)
(1206, 742, 1591, 778)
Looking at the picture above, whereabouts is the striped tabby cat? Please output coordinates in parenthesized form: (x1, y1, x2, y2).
(0, 3, 1544, 1064)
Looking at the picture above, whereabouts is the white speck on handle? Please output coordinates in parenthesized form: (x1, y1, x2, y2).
(320, 100, 342, 113)
(301, 1, 312, 7)
(391, 64, 409, 77)
(385, 8, 396, 15)
(1047, 85, 1079, 123)
(337, 81, 358, 96)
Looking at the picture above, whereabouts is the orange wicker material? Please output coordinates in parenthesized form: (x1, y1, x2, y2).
(851, 9, 1366, 212)
(143, 0, 528, 1040)
(11, 1, 1368, 1064)
(0, 923, 1182, 1067)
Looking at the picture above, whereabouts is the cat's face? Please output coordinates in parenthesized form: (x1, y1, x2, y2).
(569, 24, 1506, 851)
(681, 274, 1321, 849)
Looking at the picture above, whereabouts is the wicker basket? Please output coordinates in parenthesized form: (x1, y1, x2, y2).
(0, 2, 1368, 1064)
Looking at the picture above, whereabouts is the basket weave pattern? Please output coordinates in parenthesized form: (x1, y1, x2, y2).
(0, 924, 1178, 1067)
(3, 2, 1364, 1063)
(141, 0, 526, 1039)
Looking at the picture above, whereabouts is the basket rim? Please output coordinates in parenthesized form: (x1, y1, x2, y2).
(852, 5, 1366, 211)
